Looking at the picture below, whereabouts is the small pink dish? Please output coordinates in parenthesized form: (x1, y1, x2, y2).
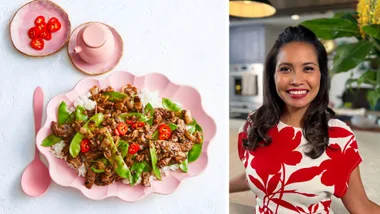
(36, 71, 217, 201)
(67, 22, 123, 75)
(9, 0, 71, 57)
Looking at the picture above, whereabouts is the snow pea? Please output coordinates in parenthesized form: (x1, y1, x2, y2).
(75, 106, 88, 122)
(58, 101, 70, 124)
(144, 103, 154, 126)
(152, 130, 159, 140)
(69, 113, 104, 158)
(91, 166, 105, 173)
(130, 161, 147, 186)
(187, 119, 197, 134)
(188, 123, 203, 163)
(162, 98, 182, 112)
(168, 124, 177, 131)
(117, 140, 129, 158)
(91, 157, 109, 173)
(105, 131, 132, 182)
(41, 133, 62, 147)
(103, 92, 128, 102)
(119, 112, 149, 123)
(149, 141, 161, 180)
(179, 158, 188, 173)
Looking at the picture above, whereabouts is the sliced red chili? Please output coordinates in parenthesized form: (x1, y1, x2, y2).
(80, 139, 90, 153)
(159, 124, 171, 135)
(137, 122, 145, 128)
(159, 132, 170, 140)
(126, 119, 134, 125)
(128, 143, 140, 154)
(117, 122, 128, 135)
(114, 129, 120, 136)
(131, 123, 137, 129)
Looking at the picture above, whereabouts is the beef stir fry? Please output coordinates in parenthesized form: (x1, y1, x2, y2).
(42, 84, 204, 188)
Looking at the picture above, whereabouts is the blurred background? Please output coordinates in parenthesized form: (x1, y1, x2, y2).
(229, 0, 380, 213)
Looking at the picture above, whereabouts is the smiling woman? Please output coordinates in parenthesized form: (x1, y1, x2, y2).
(229, 25, 380, 213)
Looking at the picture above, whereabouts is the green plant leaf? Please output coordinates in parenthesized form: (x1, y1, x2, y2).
(301, 18, 360, 40)
(333, 11, 358, 25)
(331, 41, 373, 74)
(362, 25, 380, 40)
(357, 70, 377, 86)
(367, 89, 379, 108)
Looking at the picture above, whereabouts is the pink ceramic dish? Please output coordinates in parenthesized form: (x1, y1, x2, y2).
(36, 71, 216, 201)
(9, 0, 71, 57)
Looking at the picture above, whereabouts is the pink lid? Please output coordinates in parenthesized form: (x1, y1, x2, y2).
(82, 23, 106, 48)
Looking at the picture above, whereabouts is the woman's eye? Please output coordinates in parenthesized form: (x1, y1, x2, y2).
(304, 66, 314, 72)
(280, 67, 290, 72)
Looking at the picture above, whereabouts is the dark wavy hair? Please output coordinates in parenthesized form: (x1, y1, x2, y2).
(243, 25, 335, 159)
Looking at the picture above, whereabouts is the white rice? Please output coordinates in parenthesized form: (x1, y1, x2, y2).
(73, 92, 96, 111)
(139, 89, 162, 108)
(160, 164, 179, 176)
(77, 163, 87, 177)
(51, 140, 66, 159)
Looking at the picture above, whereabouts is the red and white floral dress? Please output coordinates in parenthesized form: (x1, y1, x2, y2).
(238, 118, 362, 214)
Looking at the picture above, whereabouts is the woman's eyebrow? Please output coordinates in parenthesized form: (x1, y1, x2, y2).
(278, 62, 293, 66)
(303, 62, 317, 66)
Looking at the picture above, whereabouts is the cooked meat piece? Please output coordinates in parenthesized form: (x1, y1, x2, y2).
(83, 151, 103, 163)
(175, 151, 187, 162)
(180, 141, 194, 152)
(97, 106, 105, 113)
(104, 113, 112, 119)
(125, 157, 134, 168)
(142, 172, 151, 187)
(157, 157, 171, 168)
(51, 122, 75, 138)
(125, 99, 133, 110)
(105, 86, 114, 92)
(100, 138, 111, 150)
(154, 111, 163, 124)
(135, 154, 145, 162)
(134, 96, 142, 112)
(170, 111, 177, 123)
(79, 127, 87, 135)
(129, 130, 139, 140)
(67, 155, 82, 169)
(85, 168, 96, 189)
(176, 119, 186, 132)
(115, 102, 124, 110)
(194, 131, 203, 144)
(139, 133, 146, 143)
(90, 86, 99, 96)
(183, 110, 193, 124)
(184, 130, 197, 142)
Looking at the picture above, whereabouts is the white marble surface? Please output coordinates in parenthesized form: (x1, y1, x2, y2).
(0, 0, 228, 213)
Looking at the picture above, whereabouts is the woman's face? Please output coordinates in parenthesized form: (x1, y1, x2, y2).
(274, 42, 321, 111)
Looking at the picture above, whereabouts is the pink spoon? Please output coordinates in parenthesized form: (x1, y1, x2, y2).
(21, 87, 51, 196)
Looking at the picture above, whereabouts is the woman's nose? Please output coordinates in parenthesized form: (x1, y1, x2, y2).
(290, 71, 303, 85)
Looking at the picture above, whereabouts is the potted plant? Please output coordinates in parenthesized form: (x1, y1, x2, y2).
(301, 0, 380, 108)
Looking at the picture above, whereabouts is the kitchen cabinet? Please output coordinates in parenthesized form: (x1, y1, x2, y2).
(230, 24, 285, 64)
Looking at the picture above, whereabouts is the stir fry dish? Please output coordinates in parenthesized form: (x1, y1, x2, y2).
(41, 84, 203, 188)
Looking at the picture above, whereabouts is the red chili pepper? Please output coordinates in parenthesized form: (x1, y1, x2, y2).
(137, 122, 145, 128)
(126, 120, 134, 125)
(114, 129, 120, 136)
(159, 132, 170, 140)
(80, 139, 90, 153)
(131, 123, 137, 129)
(159, 124, 171, 135)
(117, 122, 128, 136)
(128, 143, 140, 154)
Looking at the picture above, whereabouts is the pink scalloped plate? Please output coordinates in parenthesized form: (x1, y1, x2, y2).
(36, 71, 217, 201)
(9, 0, 71, 57)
